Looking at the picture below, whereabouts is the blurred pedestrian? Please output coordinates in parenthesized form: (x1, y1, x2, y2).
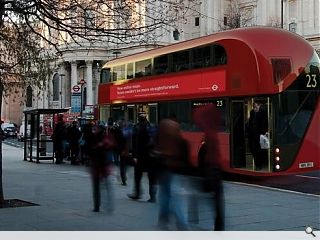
(67, 121, 81, 165)
(88, 124, 115, 213)
(128, 113, 156, 202)
(52, 115, 66, 164)
(153, 118, 189, 230)
(79, 121, 94, 165)
(193, 104, 225, 231)
(108, 123, 120, 166)
(114, 119, 133, 186)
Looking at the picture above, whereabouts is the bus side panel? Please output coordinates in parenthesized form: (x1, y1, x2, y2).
(217, 132, 231, 171)
(287, 101, 320, 173)
(98, 83, 111, 104)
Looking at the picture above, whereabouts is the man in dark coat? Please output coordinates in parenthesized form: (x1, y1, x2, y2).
(67, 121, 82, 165)
(128, 114, 156, 202)
(52, 115, 66, 164)
(251, 101, 268, 170)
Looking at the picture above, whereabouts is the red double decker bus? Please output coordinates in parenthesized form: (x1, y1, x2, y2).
(98, 27, 319, 176)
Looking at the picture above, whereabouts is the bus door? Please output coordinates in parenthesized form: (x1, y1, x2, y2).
(111, 105, 125, 123)
(126, 105, 136, 123)
(148, 103, 158, 126)
(230, 100, 246, 169)
(231, 98, 273, 172)
(136, 103, 158, 126)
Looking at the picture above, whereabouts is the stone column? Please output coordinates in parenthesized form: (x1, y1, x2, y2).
(95, 68, 100, 104)
(65, 68, 71, 108)
(43, 81, 48, 108)
(211, 0, 218, 32)
(48, 73, 54, 108)
(298, 0, 303, 35)
(261, 0, 267, 25)
(86, 60, 93, 106)
(59, 64, 65, 108)
(71, 61, 78, 90)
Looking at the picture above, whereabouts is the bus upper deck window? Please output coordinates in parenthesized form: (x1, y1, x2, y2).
(127, 63, 134, 79)
(213, 45, 227, 65)
(113, 65, 126, 81)
(191, 46, 211, 69)
(100, 68, 111, 83)
(173, 50, 190, 72)
(135, 59, 152, 78)
(154, 55, 169, 75)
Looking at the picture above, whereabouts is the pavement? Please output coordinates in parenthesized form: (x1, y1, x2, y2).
(0, 143, 319, 231)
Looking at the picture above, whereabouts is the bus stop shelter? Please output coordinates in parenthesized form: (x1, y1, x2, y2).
(23, 108, 69, 163)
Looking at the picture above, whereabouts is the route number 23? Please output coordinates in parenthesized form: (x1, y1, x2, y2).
(306, 74, 318, 88)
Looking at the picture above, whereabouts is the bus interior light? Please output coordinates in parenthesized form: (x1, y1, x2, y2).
(275, 164, 280, 170)
(276, 156, 280, 161)
(275, 148, 280, 154)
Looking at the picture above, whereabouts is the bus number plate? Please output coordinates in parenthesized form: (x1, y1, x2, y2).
(299, 162, 314, 168)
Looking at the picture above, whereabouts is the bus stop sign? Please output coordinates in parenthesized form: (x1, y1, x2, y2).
(72, 85, 80, 92)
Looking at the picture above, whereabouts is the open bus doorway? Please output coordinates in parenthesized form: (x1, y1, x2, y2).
(136, 103, 158, 126)
(231, 97, 272, 172)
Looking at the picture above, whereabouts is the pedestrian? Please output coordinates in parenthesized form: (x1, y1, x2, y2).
(67, 121, 82, 165)
(88, 124, 115, 213)
(153, 118, 189, 230)
(108, 123, 120, 165)
(52, 115, 66, 164)
(251, 100, 268, 170)
(193, 103, 225, 231)
(80, 121, 94, 165)
(127, 113, 156, 202)
(113, 119, 133, 186)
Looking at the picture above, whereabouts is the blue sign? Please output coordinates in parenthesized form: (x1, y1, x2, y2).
(71, 93, 81, 113)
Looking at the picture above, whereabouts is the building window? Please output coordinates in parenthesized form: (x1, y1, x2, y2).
(84, 9, 95, 30)
(195, 17, 200, 26)
(289, 22, 297, 32)
(52, 73, 59, 101)
(173, 29, 180, 41)
(26, 86, 33, 108)
(224, 16, 228, 26)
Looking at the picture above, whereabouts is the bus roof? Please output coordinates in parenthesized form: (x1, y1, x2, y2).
(102, 27, 312, 68)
